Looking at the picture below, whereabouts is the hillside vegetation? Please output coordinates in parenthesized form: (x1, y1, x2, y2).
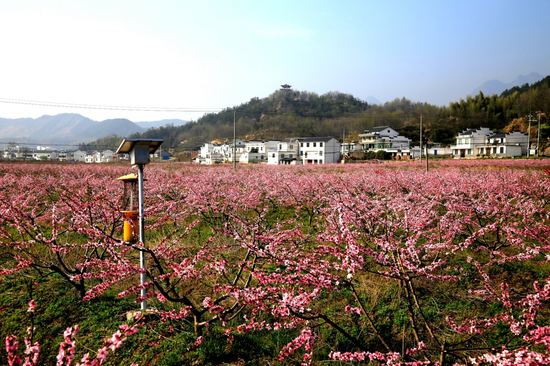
(82, 76, 550, 156)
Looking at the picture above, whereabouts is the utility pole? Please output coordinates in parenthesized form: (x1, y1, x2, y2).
(536, 111, 542, 157)
(527, 112, 534, 157)
(343, 128, 346, 156)
(233, 109, 237, 170)
(419, 114, 423, 163)
(425, 145, 429, 172)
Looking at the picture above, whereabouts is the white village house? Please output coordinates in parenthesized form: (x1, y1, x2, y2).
(358, 126, 413, 159)
(298, 137, 340, 164)
(451, 128, 528, 158)
(264, 141, 280, 165)
(196, 142, 224, 164)
(340, 141, 362, 157)
(477, 131, 529, 158)
(267, 138, 300, 165)
(239, 140, 268, 163)
(359, 126, 411, 152)
(451, 128, 493, 158)
(220, 140, 246, 163)
(196, 137, 341, 165)
(32, 150, 58, 161)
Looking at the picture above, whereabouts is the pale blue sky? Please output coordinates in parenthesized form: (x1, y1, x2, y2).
(0, 0, 549, 122)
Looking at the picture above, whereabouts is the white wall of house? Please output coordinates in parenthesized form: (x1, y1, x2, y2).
(239, 152, 266, 163)
(452, 128, 528, 158)
(265, 141, 281, 164)
(244, 141, 265, 154)
(221, 140, 245, 162)
(57, 151, 74, 161)
(479, 145, 522, 157)
(359, 126, 411, 151)
(503, 131, 529, 155)
(477, 131, 528, 157)
(74, 150, 87, 162)
(389, 135, 412, 149)
(299, 137, 340, 164)
(266, 138, 299, 164)
(102, 150, 115, 162)
(341, 142, 361, 156)
(391, 148, 418, 160)
(452, 127, 493, 158)
(85, 152, 95, 163)
(198, 141, 269, 164)
(242, 141, 267, 163)
(429, 146, 453, 156)
(205, 153, 223, 165)
(32, 150, 57, 160)
(197, 142, 215, 164)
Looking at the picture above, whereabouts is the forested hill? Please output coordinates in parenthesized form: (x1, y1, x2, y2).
(501, 74, 550, 98)
(82, 89, 372, 151)
(82, 77, 550, 155)
(195, 89, 370, 143)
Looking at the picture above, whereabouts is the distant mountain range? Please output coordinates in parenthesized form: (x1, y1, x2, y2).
(470, 72, 543, 97)
(0, 114, 187, 146)
(366, 96, 382, 105)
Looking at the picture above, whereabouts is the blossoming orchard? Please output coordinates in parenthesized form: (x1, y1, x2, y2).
(1, 160, 550, 365)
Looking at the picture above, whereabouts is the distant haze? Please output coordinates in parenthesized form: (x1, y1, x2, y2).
(341, 73, 545, 106)
(470, 72, 544, 97)
(0, 114, 187, 146)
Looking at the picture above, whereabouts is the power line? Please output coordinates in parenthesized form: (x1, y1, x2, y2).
(0, 98, 223, 113)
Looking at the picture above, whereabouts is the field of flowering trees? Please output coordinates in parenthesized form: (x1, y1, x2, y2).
(1, 160, 550, 365)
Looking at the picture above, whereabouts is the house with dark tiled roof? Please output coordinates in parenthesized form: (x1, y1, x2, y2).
(477, 131, 528, 158)
(451, 127, 493, 158)
(358, 126, 411, 151)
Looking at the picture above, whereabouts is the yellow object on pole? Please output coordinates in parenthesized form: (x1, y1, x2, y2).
(122, 210, 139, 242)
(117, 174, 141, 242)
